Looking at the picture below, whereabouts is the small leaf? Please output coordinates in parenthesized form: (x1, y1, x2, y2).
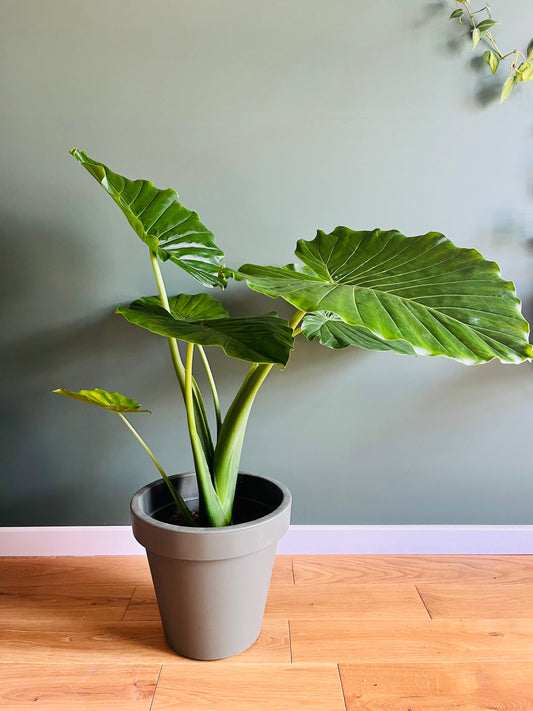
(483, 50, 500, 74)
(516, 61, 533, 82)
(477, 19, 497, 34)
(472, 27, 480, 50)
(528, 39, 533, 61)
(449, 9, 464, 20)
(500, 74, 517, 102)
(53, 388, 151, 413)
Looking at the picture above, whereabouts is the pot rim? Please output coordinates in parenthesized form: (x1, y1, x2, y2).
(130, 470, 292, 536)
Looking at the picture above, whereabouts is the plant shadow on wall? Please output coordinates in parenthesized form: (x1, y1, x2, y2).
(0, 329, 149, 526)
(0, 213, 107, 524)
(419, 1, 533, 107)
(0, 210, 189, 524)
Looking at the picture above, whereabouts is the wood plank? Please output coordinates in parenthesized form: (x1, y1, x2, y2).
(0, 619, 290, 664)
(266, 584, 429, 620)
(418, 584, 533, 619)
(123, 586, 163, 621)
(293, 555, 533, 585)
(0, 555, 292, 587)
(125, 583, 429, 622)
(290, 619, 533, 663)
(339, 662, 533, 710)
(0, 557, 152, 586)
(151, 664, 345, 710)
(271, 555, 294, 585)
(0, 585, 135, 621)
(0, 664, 160, 711)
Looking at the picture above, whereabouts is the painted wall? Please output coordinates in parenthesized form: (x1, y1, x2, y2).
(2, 0, 532, 525)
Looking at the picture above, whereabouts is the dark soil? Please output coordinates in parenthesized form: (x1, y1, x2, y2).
(163, 497, 271, 528)
(167, 509, 202, 526)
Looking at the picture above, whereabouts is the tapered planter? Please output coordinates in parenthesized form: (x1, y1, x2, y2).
(130, 471, 291, 660)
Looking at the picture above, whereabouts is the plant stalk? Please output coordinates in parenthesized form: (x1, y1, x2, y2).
(213, 309, 306, 514)
(185, 343, 229, 526)
(116, 412, 197, 526)
(149, 249, 214, 462)
(198, 345, 222, 435)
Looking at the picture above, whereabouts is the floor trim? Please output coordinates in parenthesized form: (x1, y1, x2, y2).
(1, 525, 532, 556)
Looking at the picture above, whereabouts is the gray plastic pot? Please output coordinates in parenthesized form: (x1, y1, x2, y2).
(130, 471, 291, 660)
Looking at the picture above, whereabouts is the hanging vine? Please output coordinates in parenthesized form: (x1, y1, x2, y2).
(449, 1, 533, 102)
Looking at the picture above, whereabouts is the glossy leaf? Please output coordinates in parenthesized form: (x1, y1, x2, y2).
(53, 388, 151, 412)
(302, 312, 417, 355)
(139, 293, 229, 321)
(483, 50, 500, 74)
(117, 299, 294, 366)
(449, 8, 464, 20)
(70, 149, 226, 288)
(233, 227, 532, 364)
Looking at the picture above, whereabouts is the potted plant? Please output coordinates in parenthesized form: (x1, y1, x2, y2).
(55, 148, 532, 660)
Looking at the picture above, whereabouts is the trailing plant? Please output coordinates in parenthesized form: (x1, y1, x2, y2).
(449, 1, 533, 102)
(55, 149, 532, 527)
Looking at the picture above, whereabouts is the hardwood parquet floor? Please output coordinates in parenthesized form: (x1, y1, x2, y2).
(1, 555, 533, 709)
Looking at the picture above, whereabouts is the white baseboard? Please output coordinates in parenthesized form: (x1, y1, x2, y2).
(1, 525, 532, 556)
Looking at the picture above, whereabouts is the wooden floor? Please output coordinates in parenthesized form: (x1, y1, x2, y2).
(1, 555, 533, 709)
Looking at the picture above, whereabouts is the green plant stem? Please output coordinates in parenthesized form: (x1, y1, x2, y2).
(289, 309, 307, 333)
(213, 363, 273, 512)
(198, 345, 222, 435)
(485, 33, 505, 59)
(185, 343, 228, 526)
(458, 1, 517, 60)
(149, 249, 214, 461)
(116, 412, 196, 526)
(213, 309, 306, 514)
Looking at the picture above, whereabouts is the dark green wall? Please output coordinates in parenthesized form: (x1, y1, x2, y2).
(2, 0, 532, 525)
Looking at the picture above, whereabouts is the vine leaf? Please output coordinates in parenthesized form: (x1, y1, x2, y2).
(477, 19, 497, 36)
(483, 50, 500, 74)
(501, 74, 517, 102)
(516, 62, 533, 82)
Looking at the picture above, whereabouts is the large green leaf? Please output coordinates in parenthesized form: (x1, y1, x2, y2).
(302, 312, 417, 355)
(233, 227, 532, 364)
(70, 149, 226, 288)
(140, 293, 229, 321)
(117, 297, 294, 366)
(53, 388, 151, 412)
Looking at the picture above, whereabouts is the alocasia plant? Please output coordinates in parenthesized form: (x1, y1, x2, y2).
(55, 149, 532, 527)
